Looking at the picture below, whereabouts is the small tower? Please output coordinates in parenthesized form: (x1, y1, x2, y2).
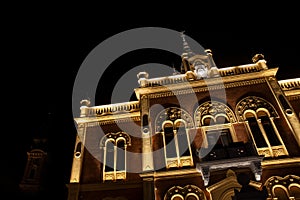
(19, 113, 51, 198)
(180, 32, 219, 79)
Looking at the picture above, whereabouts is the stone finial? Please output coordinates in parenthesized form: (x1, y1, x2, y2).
(80, 99, 91, 107)
(137, 71, 149, 87)
(252, 54, 265, 63)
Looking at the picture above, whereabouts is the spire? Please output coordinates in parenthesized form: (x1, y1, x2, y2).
(180, 31, 195, 72)
(179, 31, 220, 78)
(180, 31, 195, 59)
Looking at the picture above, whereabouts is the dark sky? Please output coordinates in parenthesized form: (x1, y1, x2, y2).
(3, 13, 300, 198)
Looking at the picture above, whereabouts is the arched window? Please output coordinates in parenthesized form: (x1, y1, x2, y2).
(100, 132, 131, 181)
(175, 120, 191, 157)
(194, 101, 237, 151)
(116, 139, 126, 171)
(273, 186, 290, 200)
(164, 185, 206, 200)
(244, 111, 268, 148)
(289, 184, 300, 199)
(265, 175, 300, 200)
(163, 121, 177, 159)
(155, 107, 194, 169)
(236, 96, 288, 157)
(105, 140, 115, 172)
(171, 194, 184, 200)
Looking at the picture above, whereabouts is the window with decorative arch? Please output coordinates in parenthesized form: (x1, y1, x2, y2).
(100, 132, 131, 181)
(155, 107, 194, 169)
(163, 185, 207, 200)
(194, 101, 238, 159)
(235, 96, 288, 157)
(265, 175, 300, 200)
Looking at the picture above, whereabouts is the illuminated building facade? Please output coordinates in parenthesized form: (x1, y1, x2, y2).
(67, 35, 300, 200)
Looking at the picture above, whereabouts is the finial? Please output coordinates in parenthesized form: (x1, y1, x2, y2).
(252, 53, 265, 63)
(205, 49, 212, 55)
(80, 99, 91, 107)
(180, 31, 186, 42)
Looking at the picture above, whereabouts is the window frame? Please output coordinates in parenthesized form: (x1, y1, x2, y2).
(101, 132, 130, 181)
(243, 108, 288, 157)
(161, 119, 194, 169)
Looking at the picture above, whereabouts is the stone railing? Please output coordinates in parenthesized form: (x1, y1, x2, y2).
(81, 101, 140, 117)
(218, 63, 263, 77)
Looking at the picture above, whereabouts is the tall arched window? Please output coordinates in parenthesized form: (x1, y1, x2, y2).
(175, 120, 191, 157)
(236, 96, 288, 157)
(100, 132, 131, 181)
(155, 107, 194, 169)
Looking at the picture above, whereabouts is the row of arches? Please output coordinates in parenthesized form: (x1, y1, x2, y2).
(154, 96, 288, 167)
(155, 96, 279, 130)
(98, 96, 290, 180)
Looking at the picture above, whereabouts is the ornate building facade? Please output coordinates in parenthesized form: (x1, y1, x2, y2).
(67, 35, 300, 200)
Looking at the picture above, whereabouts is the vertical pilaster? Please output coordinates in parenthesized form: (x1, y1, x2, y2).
(69, 123, 86, 183)
(141, 95, 154, 171)
(143, 177, 155, 200)
(266, 77, 300, 146)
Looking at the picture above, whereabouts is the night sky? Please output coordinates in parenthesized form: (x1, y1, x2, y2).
(3, 13, 300, 199)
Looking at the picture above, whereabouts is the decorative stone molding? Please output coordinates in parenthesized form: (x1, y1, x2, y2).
(146, 79, 266, 99)
(265, 174, 300, 200)
(194, 101, 237, 126)
(155, 107, 194, 133)
(164, 185, 207, 200)
(235, 96, 278, 122)
(279, 78, 300, 91)
(100, 132, 131, 148)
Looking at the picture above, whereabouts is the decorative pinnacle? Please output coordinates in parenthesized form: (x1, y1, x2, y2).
(80, 99, 91, 107)
(180, 31, 195, 58)
(252, 54, 265, 63)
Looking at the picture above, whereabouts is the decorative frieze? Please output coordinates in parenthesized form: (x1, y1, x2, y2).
(85, 116, 141, 127)
(279, 78, 300, 91)
(147, 78, 266, 99)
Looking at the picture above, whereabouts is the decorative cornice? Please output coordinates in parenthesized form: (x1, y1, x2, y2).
(146, 78, 266, 99)
(286, 95, 300, 101)
(140, 168, 199, 179)
(262, 157, 300, 168)
(279, 78, 300, 91)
